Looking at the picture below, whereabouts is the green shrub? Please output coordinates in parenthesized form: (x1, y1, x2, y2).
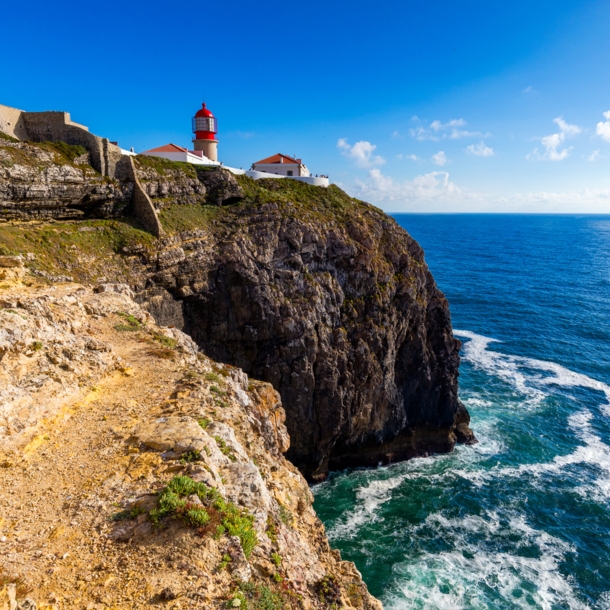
(149, 476, 257, 557)
(114, 312, 142, 332)
(198, 417, 211, 430)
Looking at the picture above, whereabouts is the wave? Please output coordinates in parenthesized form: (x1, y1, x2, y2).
(455, 330, 610, 411)
(383, 510, 586, 610)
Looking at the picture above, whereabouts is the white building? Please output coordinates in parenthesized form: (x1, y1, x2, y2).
(140, 143, 220, 166)
(251, 153, 311, 177)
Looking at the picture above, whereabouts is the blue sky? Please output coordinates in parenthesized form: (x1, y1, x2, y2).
(2, 0, 610, 212)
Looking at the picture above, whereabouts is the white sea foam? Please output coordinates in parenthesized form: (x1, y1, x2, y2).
(385, 509, 586, 610)
(325, 469, 410, 539)
(455, 330, 610, 410)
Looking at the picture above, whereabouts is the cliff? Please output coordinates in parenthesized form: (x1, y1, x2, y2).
(0, 264, 381, 609)
(0, 142, 475, 483)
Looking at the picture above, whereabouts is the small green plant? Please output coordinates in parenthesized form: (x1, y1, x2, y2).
(215, 436, 237, 462)
(266, 515, 278, 544)
(152, 332, 177, 348)
(271, 552, 282, 567)
(180, 450, 202, 463)
(219, 553, 232, 571)
(273, 573, 283, 583)
(278, 505, 294, 528)
(230, 583, 286, 610)
(315, 575, 342, 607)
(198, 417, 211, 430)
(149, 476, 257, 557)
(205, 372, 222, 383)
(210, 385, 226, 396)
(109, 506, 145, 522)
(31, 341, 43, 351)
(114, 312, 142, 332)
(214, 524, 226, 539)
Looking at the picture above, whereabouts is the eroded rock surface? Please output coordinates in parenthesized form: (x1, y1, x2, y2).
(0, 277, 381, 609)
(133, 181, 476, 480)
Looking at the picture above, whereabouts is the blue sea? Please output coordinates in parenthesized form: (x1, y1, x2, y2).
(313, 215, 610, 609)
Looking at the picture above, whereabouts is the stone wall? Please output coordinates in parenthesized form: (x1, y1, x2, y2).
(115, 156, 164, 237)
(0, 104, 28, 140)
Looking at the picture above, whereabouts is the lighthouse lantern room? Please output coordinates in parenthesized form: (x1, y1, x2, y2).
(192, 103, 218, 162)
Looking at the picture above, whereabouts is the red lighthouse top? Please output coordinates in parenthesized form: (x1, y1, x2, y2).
(192, 103, 218, 141)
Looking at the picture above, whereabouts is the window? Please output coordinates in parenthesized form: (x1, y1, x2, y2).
(287, 170, 293, 176)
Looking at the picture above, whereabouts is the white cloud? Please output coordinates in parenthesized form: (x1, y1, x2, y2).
(528, 116, 581, 161)
(522, 86, 534, 93)
(337, 138, 385, 168)
(391, 131, 403, 140)
(596, 110, 610, 142)
(355, 168, 461, 203)
(553, 116, 581, 136)
(396, 153, 419, 161)
(409, 118, 488, 141)
(466, 142, 495, 157)
(431, 151, 448, 166)
(588, 150, 601, 161)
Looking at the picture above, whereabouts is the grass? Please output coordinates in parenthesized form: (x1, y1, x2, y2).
(149, 476, 257, 557)
(114, 312, 142, 332)
(0, 218, 154, 285)
(33, 141, 88, 164)
(271, 552, 282, 567)
(215, 436, 236, 462)
(205, 372, 222, 383)
(0, 130, 18, 143)
(158, 203, 223, 233)
(135, 154, 197, 179)
(152, 332, 177, 348)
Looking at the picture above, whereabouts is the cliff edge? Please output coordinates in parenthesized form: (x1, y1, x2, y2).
(0, 267, 381, 609)
(0, 142, 475, 485)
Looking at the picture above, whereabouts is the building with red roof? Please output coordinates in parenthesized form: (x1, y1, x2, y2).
(252, 153, 311, 177)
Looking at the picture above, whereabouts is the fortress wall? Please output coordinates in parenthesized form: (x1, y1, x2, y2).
(115, 156, 163, 237)
(0, 104, 29, 140)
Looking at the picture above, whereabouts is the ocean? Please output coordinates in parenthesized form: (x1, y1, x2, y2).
(312, 215, 610, 609)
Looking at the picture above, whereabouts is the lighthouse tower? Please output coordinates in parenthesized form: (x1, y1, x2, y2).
(192, 103, 218, 162)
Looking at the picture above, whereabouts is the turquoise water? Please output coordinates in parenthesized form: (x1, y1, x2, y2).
(313, 215, 610, 609)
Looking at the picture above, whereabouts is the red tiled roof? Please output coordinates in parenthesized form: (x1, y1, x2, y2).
(142, 143, 188, 153)
(253, 153, 301, 165)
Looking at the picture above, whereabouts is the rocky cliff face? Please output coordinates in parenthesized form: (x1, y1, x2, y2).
(0, 146, 475, 484)
(0, 264, 381, 609)
(0, 140, 131, 220)
(132, 174, 476, 481)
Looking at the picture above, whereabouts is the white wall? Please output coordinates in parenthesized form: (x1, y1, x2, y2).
(251, 162, 311, 177)
(141, 151, 220, 166)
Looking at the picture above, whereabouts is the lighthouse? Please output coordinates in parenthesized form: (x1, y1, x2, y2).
(192, 102, 218, 162)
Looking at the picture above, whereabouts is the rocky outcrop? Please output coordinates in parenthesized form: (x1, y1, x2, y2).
(0, 148, 475, 483)
(0, 275, 381, 609)
(0, 141, 132, 220)
(132, 178, 476, 481)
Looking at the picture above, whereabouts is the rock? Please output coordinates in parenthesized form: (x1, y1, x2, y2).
(137, 185, 475, 480)
(225, 535, 251, 582)
(195, 167, 244, 206)
(129, 416, 207, 454)
(158, 588, 177, 601)
(93, 283, 135, 300)
(109, 522, 134, 542)
(0, 256, 24, 268)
